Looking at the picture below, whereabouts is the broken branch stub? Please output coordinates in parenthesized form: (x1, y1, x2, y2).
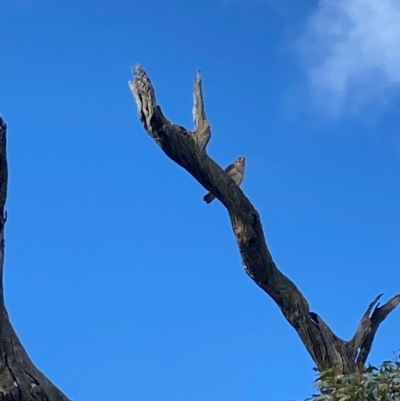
(192, 70, 211, 150)
(351, 293, 383, 357)
(355, 293, 400, 367)
(129, 65, 399, 374)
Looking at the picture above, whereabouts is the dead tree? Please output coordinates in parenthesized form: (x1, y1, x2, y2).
(128, 65, 400, 375)
(0, 118, 72, 400)
(0, 67, 398, 400)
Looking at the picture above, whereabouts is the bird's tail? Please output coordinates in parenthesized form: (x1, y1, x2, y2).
(203, 192, 215, 204)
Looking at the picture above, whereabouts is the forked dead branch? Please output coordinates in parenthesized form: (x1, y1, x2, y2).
(128, 64, 400, 374)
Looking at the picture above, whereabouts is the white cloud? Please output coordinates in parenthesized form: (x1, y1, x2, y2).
(297, 0, 400, 116)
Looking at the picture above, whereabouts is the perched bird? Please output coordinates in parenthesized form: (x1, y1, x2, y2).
(203, 156, 246, 204)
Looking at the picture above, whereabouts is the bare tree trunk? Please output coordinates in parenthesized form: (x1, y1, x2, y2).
(0, 118, 72, 401)
(128, 65, 400, 375)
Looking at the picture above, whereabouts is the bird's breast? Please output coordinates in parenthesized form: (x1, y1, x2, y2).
(230, 169, 244, 185)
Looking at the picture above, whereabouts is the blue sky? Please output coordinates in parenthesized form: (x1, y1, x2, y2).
(2, 0, 400, 400)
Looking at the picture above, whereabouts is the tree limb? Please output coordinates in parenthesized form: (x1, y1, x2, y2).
(355, 293, 400, 367)
(129, 65, 399, 374)
(0, 117, 73, 401)
(192, 70, 211, 149)
(129, 65, 379, 373)
(350, 293, 383, 357)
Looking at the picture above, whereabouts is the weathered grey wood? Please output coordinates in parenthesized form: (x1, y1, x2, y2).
(0, 118, 72, 401)
(354, 293, 400, 367)
(129, 65, 399, 374)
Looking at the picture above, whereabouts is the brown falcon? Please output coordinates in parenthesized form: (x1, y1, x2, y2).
(203, 156, 246, 204)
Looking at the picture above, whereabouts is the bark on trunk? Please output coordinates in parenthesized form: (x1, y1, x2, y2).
(128, 65, 400, 375)
(0, 118, 72, 401)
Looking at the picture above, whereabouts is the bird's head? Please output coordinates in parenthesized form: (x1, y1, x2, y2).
(235, 156, 246, 165)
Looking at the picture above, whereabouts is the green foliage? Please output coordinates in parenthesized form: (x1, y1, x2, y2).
(305, 360, 400, 401)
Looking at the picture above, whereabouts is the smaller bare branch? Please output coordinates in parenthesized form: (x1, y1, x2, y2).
(192, 70, 211, 150)
(193, 70, 205, 127)
(355, 294, 400, 366)
(373, 294, 400, 322)
(129, 64, 192, 159)
(351, 293, 383, 355)
(128, 65, 158, 133)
